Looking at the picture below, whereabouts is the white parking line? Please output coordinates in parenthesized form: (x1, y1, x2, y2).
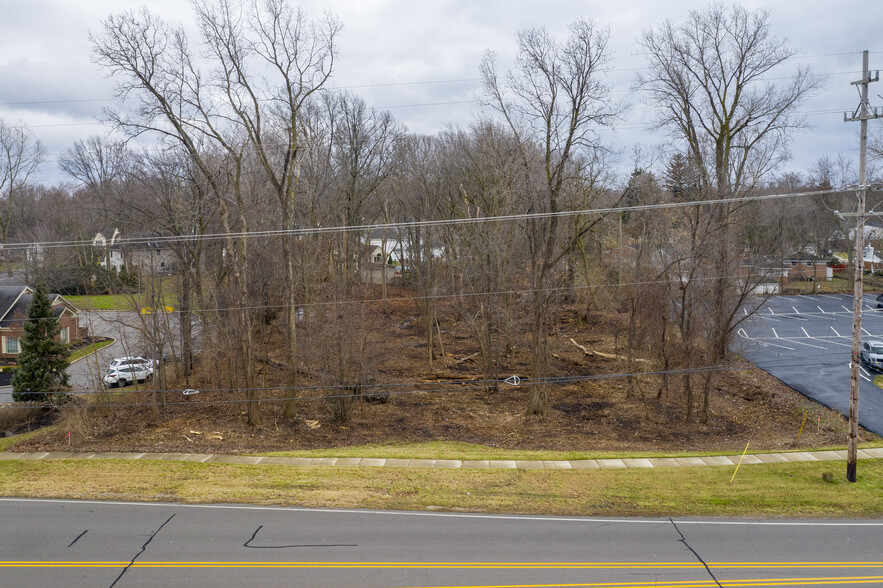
(793, 306, 800, 314)
(816, 337, 854, 348)
(779, 337, 827, 350)
(860, 366, 871, 377)
(831, 326, 842, 337)
(817, 306, 826, 313)
(737, 328, 796, 351)
(772, 328, 779, 338)
(862, 328, 872, 337)
(842, 305, 853, 313)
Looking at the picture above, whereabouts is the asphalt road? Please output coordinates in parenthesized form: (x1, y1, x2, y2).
(735, 293, 883, 437)
(66, 311, 155, 392)
(0, 498, 880, 587)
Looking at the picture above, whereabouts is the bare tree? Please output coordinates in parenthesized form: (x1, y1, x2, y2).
(481, 18, 621, 415)
(59, 135, 129, 192)
(92, 7, 264, 424)
(324, 91, 404, 292)
(443, 122, 527, 390)
(0, 120, 46, 277)
(638, 4, 821, 421)
(192, 0, 341, 418)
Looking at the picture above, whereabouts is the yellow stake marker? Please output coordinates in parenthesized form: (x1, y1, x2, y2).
(797, 409, 808, 443)
(730, 442, 749, 484)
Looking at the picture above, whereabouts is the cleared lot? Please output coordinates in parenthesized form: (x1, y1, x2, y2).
(735, 293, 883, 436)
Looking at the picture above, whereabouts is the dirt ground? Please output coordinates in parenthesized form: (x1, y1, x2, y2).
(13, 294, 877, 455)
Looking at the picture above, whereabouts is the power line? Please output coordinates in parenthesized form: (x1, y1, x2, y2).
(56, 271, 860, 319)
(1, 268, 861, 328)
(17, 360, 837, 405)
(2, 187, 854, 253)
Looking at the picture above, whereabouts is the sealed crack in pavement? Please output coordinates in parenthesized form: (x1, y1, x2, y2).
(67, 529, 87, 547)
(669, 518, 722, 588)
(244, 524, 357, 549)
(108, 514, 175, 588)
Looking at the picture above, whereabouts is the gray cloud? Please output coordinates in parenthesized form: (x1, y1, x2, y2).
(0, 0, 879, 185)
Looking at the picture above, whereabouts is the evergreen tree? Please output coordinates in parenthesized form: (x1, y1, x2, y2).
(11, 286, 70, 403)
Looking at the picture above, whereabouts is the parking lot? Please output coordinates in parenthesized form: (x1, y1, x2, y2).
(735, 293, 883, 437)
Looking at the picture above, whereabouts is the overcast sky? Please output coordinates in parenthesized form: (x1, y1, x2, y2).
(0, 0, 880, 187)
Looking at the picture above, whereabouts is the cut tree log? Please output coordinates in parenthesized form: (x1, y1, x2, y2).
(569, 338, 650, 363)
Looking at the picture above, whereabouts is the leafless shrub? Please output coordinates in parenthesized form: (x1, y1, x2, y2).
(0, 403, 45, 433)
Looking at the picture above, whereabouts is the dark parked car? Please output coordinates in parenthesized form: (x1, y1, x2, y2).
(876, 293, 883, 308)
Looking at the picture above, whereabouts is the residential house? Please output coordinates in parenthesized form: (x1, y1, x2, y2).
(781, 252, 831, 281)
(366, 229, 446, 267)
(129, 241, 176, 275)
(0, 279, 84, 360)
(93, 229, 124, 272)
(360, 244, 397, 284)
(367, 228, 405, 264)
(93, 230, 176, 276)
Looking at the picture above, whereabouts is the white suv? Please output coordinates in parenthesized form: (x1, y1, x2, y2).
(103, 357, 157, 388)
(109, 357, 157, 373)
(103, 365, 152, 388)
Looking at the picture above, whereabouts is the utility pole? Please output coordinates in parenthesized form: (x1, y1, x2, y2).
(844, 50, 882, 483)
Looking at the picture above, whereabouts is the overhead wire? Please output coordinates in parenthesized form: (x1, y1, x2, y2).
(2, 186, 857, 253)
(14, 359, 851, 405)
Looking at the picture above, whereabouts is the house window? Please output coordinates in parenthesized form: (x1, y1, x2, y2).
(60, 327, 69, 344)
(805, 261, 812, 267)
(6, 337, 18, 354)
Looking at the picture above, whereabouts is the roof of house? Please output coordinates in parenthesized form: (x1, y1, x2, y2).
(0, 281, 79, 330)
(367, 228, 405, 240)
(130, 241, 171, 251)
(784, 251, 824, 262)
(0, 279, 32, 326)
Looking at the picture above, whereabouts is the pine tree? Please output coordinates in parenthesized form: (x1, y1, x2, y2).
(11, 286, 70, 403)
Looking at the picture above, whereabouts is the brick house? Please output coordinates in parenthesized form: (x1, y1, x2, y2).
(0, 279, 84, 360)
(782, 252, 830, 281)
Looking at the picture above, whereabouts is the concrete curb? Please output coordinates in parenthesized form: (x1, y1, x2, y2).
(1, 449, 880, 470)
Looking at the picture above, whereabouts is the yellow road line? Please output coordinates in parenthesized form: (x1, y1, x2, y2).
(392, 576, 883, 588)
(0, 561, 881, 569)
(391, 577, 883, 588)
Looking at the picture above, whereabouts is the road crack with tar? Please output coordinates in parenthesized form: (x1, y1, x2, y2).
(245, 525, 357, 548)
(669, 518, 722, 588)
(108, 514, 176, 588)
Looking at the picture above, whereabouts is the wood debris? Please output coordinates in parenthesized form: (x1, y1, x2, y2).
(570, 338, 649, 363)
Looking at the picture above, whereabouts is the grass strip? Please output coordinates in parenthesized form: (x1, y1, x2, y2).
(66, 295, 141, 311)
(0, 458, 881, 517)
(69, 340, 114, 362)
(254, 440, 883, 462)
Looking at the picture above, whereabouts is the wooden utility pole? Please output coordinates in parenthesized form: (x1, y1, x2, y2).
(844, 50, 882, 482)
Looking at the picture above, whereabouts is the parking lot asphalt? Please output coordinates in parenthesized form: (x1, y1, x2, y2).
(735, 293, 883, 437)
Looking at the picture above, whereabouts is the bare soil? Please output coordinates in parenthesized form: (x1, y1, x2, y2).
(14, 292, 876, 455)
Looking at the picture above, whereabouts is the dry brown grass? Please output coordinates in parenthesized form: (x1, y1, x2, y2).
(1, 458, 881, 518)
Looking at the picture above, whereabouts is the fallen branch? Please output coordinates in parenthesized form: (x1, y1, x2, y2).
(570, 338, 650, 363)
(421, 375, 481, 382)
(453, 352, 480, 365)
(552, 352, 583, 366)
